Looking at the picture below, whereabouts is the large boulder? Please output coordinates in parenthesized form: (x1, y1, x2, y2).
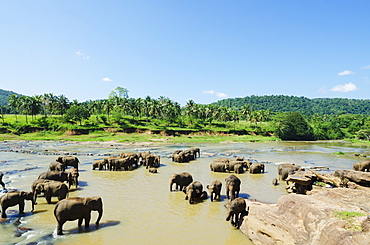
(240, 188, 370, 245)
(333, 169, 370, 187)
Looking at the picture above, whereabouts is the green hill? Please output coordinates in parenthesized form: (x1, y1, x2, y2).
(214, 95, 370, 115)
(0, 89, 21, 106)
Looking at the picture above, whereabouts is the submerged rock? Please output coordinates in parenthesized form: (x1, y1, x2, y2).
(240, 188, 370, 245)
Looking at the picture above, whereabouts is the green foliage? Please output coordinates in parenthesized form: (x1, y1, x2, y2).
(215, 95, 370, 115)
(64, 104, 91, 125)
(335, 211, 366, 231)
(274, 112, 314, 140)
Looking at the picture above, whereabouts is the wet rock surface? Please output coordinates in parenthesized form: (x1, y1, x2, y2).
(240, 187, 370, 245)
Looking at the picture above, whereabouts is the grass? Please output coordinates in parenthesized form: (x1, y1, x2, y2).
(335, 211, 367, 231)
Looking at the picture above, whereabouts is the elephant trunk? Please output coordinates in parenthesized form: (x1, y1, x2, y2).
(169, 179, 175, 191)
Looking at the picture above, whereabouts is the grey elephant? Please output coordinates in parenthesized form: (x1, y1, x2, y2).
(225, 197, 247, 228)
(172, 151, 188, 163)
(353, 160, 370, 172)
(0, 191, 34, 218)
(92, 160, 106, 170)
(149, 167, 157, 173)
(210, 159, 229, 172)
(138, 152, 151, 165)
(38, 171, 74, 189)
(272, 178, 279, 186)
(31, 179, 51, 204)
(281, 167, 297, 181)
(54, 196, 103, 235)
(189, 147, 200, 158)
(249, 163, 265, 174)
(35, 181, 69, 204)
(234, 163, 244, 174)
(120, 153, 139, 168)
(64, 168, 79, 188)
(170, 172, 193, 191)
(207, 180, 222, 202)
(184, 149, 196, 161)
(182, 181, 207, 204)
(278, 163, 301, 175)
(225, 174, 241, 201)
(49, 161, 66, 172)
(153, 154, 160, 168)
(56, 156, 80, 170)
(145, 154, 156, 169)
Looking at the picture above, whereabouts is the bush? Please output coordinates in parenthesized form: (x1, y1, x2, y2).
(274, 112, 314, 140)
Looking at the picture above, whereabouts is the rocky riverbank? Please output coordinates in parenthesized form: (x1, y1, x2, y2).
(240, 176, 370, 245)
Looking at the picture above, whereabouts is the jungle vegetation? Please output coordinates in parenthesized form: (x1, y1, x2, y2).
(0, 88, 369, 142)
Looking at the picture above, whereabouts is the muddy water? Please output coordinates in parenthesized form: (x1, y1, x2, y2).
(0, 140, 368, 245)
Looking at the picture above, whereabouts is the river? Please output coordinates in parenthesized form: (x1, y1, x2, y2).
(0, 140, 368, 245)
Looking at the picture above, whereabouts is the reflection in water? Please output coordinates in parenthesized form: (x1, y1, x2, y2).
(0, 140, 366, 244)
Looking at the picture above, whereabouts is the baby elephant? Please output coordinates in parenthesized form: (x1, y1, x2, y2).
(225, 197, 248, 228)
(0, 191, 34, 218)
(207, 180, 222, 202)
(182, 181, 207, 204)
(54, 196, 103, 235)
(35, 181, 69, 204)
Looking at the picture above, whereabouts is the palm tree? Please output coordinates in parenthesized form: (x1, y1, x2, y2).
(8, 94, 20, 121)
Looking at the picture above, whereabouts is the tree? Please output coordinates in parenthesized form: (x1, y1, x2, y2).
(274, 112, 314, 140)
(64, 104, 91, 125)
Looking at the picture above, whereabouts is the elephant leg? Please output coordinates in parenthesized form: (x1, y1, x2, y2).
(46, 195, 52, 204)
(57, 221, 64, 235)
(226, 187, 230, 199)
(19, 201, 25, 214)
(85, 213, 91, 230)
(78, 218, 83, 227)
(1, 206, 7, 218)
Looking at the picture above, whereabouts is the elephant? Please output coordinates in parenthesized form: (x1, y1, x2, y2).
(234, 163, 244, 174)
(170, 172, 193, 191)
(207, 180, 222, 202)
(277, 163, 301, 175)
(149, 167, 157, 173)
(182, 181, 207, 204)
(31, 179, 51, 204)
(120, 152, 139, 167)
(172, 151, 188, 163)
(56, 156, 80, 170)
(281, 167, 297, 181)
(38, 171, 74, 189)
(249, 163, 265, 174)
(103, 156, 119, 170)
(0, 191, 34, 218)
(210, 159, 229, 172)
(145, 154, 156, 169)
(153, 154, 160, 168)
(353, 160, 370, 172)
(225, 174, 241, 201)
(92, 160, 106, 170)
(189, 147, 200, 158)
(49, 161, 66, 172)
(225, 197, 247, 228)
(64, 168, 79, 188)
(54, 196, 103, 235)
(35, 181, 69, 204)
(184, 149, 196, 161)
(138, 152, 151, 165)
(272, 178, 279, 186)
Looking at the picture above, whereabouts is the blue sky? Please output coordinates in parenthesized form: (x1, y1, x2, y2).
(1, 1, 370, 105)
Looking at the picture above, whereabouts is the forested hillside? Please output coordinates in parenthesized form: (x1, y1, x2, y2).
(0, 89, 20, 106)
(214, 95, 370, 115)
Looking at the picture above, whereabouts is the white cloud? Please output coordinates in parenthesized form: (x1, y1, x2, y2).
(338, 70, 354, 76)
(76, 51, 90, 60)
(331, 82, 358, 92)
(202, 90, 228, 98)
(318, 86, 328, 93)
(101, 77, 113, 82)
(361, 65, 370, 69)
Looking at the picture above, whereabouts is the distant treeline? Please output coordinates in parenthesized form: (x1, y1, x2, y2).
(0, 89, 19, 106)
(214, 95, 370, 115)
